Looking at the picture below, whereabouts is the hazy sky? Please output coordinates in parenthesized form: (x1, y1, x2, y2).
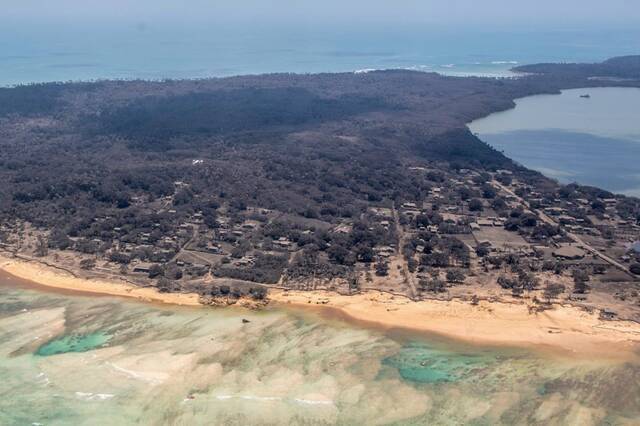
(5, 0, 640, 28)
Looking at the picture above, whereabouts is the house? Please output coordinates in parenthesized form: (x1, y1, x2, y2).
(544, 207, 566, 216)
(404, 209, 421, 217)
(558, 215, 576, 225)
(235, 258, 254, 267)
(375, 246, 395, 258)
(333, 224, 352, 234)
(206, 243, 222, 254)
(133, 263, 155, 274)
(274, 237, 292, 249)
(493, 217, 507, 226)
(552, 245, 586, 261)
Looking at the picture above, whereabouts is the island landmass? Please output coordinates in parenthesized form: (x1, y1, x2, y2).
(2, 57, 640, 354)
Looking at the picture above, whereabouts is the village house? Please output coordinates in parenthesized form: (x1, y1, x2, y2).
(274, 237, 293, 249)
(132, 262, 155, 274)
(375, 246, 395, 258)
(333, 224, 352, 234)
(552, 244, 586, 261)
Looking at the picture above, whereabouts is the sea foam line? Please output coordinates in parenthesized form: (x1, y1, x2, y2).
(205, 394, 334, 406)
(75, 392, 115, 401)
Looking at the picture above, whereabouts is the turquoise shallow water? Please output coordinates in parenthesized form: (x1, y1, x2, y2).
(36, 331, 112, 356)
(1, 274, 640, 425)
(382, 341, 499, 384)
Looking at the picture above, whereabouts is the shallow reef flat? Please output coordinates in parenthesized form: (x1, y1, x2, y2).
(1, 283, 640, 425)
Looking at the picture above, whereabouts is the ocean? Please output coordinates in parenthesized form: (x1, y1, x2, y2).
(2, 23, 640, 86)
(2, 275, 639, 425)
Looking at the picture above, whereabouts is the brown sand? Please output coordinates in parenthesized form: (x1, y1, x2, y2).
(0, 254, 201, 306)
(270, 289, 640, 359)
(2, 253, 640, 358)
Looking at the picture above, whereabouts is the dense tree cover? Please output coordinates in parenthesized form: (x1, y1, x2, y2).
(96, 88, 389, 142)
(515, 56, 640, 80)
(412, 128, 512, 169)
(0, 83, 73, 116)
(214, 253, 288, 284)
(0, 56, 638, 290)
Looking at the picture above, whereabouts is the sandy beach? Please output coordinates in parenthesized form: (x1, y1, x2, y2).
(2, 253, 640, 358)
(270, 289, 640, 359)
(0, 254, 201, 306)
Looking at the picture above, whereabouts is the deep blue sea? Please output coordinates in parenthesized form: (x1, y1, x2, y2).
(2, 23, 640, 85)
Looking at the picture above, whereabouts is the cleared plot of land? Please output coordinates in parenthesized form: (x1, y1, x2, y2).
(176, 251, 225, 266)
(472, 228, 528, 248)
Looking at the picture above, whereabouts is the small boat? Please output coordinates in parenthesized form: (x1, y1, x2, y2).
(580, 94, 591, 99)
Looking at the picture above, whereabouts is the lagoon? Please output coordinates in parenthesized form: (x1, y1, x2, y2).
(469, 87, 640, 196)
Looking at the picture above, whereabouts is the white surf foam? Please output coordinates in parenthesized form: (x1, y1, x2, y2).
(75, 392, 115, 401)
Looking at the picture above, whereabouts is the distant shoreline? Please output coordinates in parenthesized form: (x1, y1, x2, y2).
(3, 253, 640, 359)
(0, 66, 522, 90)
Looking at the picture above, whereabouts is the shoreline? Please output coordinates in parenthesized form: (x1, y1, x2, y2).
(0, 254, 201, 307)
(270, 289, 640, 360)
(2, 253, 640, 358)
